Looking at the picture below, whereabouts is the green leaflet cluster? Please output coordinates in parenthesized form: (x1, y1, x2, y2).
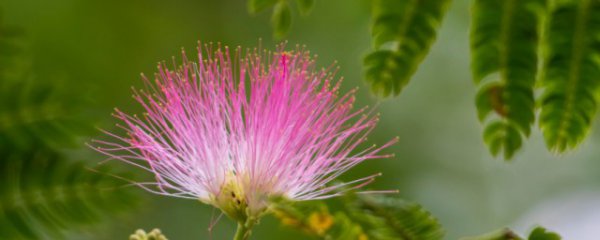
(272, 194, 563, 240)
(0, 19, 138, 239)
(243, 0, 600, 159)
(0, 145, 137, 239)
(539, 0, 600, 152)
(0, 19, 29, 83)
(364, 0, 451, 97)
(0, 78, 90, 150)
(472, 0, 600, 159)
(272, 199, 368, 239)
(471, 0, 546, 159)
(271, 194, 444, 240)
(462, 226, 560, 240)
(247, 0, 315, 39)
(345, 195, 444, 240)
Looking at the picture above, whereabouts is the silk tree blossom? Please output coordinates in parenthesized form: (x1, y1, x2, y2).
(92, 43, 397, 225)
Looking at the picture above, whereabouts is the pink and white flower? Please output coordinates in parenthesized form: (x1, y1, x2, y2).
(92, 44, 397, 220)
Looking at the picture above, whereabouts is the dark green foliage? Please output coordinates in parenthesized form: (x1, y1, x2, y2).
(272, 1, 292, 39)
(325, 213, 366, 240)
(0, 145, 137, 239)
(296, 0, 315, 16)
(470, 0, 546, 160)
(483, 121, 523, 160)
(345, 195, 444, 240)
(539, 0, 600, 153)
(461, 228, 522, 240)
(461, 226, 560, 240)
(0, 22, 88, 150)
(247, 0, 316, 39)
(0, 20, 29, 82)
(0, 19, 138, 239)
(364, 0, 451, 97)
(271, 198, 364, 239)
(272, 194, 444, 240)
(247, 0, 279, 14)
(528, 227, 560, 240)
(0, 78, 91, 150)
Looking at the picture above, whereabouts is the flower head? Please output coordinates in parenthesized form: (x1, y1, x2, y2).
(93, 43, 397, 221)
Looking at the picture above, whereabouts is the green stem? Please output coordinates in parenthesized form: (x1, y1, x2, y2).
(233, 222, 251, 240)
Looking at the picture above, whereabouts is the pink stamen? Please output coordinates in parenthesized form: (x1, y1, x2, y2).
(92, 43, 398, 211)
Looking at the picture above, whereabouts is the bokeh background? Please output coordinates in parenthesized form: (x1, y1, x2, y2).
(2, 0, 600, 239)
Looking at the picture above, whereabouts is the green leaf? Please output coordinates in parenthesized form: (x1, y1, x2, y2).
(327, 213, 367, 240)
(483, 121, 522, 159)
(296, 0, 315, 16)
(539, 0, 600, 153)
(0, 22, 30, 84)
(528, 227, 561, 240)
(0, 78, 136, 239)
(271, 1, 292, 39)
(0, 145, 139, 239)
(460, 226, 561, 240)
(0, 17, 139, 239)
(475, 82, 503, 122)
(345, 195, 444, 240)
(247, 0, 278, 14)
(460, 228, 523, 240)
(0, 16, 91, 150)
(470, 0, 547, 160)
(0, 69, 94, 150)
(470, 0, 547, 83)
(364, 50, 405, 97)
(271, 198, 367, 240)
(272, 194, 443, 240)
(364, 0, 451, 97)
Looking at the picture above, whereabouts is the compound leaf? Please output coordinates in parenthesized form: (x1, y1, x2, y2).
(528, 226, 561, 240)
(272, 1, 292, 39)
(248, 0, 279, 14)
(539, 0, 600, 153)
(365, 0, 451, 97)
(345, 195, 444, 240)
(470, 0, 547, 160)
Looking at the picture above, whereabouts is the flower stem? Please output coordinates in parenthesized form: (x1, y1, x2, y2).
(233, 222, 251, 240)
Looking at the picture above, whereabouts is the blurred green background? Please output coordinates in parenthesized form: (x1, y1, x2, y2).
(2, 0, 600, 239)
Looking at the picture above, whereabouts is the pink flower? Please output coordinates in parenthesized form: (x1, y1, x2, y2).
(93, 44, 397, 221)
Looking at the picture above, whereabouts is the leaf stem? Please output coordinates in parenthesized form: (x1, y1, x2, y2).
(233, 222, 252, 240)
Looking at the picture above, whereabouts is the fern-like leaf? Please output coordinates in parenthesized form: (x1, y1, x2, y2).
(0, 79, 90, 150)
(460, 228, 522, 240)
(364, 0, 451, 97)
(296, 0, 315, 16)
(470, 0, 547, 160)
(271, 197, 368, 240)
(247, 0, 279, 14)
(482, 121, 522, 159)
(460, 226, 560, 240)
(0, 144, 137, 239)
(528, 227, 560, 240)
(272, 194, 443, 240)
(247, 0, 316, 39)
(539, 0, 600, 152)
(0, 17, 138, 238)
(272, 1, 292, 39)
(345, 195, 444, 240)
(0, 19, 88, 150)
(0, 20, 29, 82)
